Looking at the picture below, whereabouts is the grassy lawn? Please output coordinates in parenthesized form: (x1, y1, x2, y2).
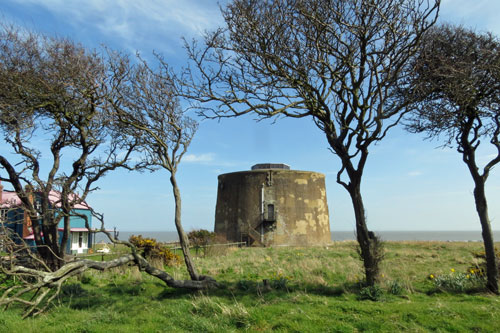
(1, 241, 499, 332)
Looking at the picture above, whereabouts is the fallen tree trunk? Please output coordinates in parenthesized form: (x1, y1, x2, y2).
(1, 210, 218, 318)
(0, 253, 218, 318)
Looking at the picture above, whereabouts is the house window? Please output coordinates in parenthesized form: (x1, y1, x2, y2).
(267, 204, 275, 221)
(71, 232, 88, 254)
(35, 201, 41, 217)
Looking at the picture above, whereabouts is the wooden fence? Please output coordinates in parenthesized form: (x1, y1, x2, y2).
(80, 241, 247, 260)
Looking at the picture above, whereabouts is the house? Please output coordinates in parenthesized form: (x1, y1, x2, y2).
(0, 181, 92, 255)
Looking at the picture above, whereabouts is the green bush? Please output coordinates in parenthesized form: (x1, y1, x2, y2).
(431, 269, 484, 293)
(61, 283, 87, 297)
(79, 274, 95, 285)
(188, 229, 221, 256)
(388, 280, 404, 295)
(358, 285, 383, 301)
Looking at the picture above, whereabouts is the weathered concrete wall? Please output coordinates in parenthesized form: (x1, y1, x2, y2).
(214, 168, 331, 246)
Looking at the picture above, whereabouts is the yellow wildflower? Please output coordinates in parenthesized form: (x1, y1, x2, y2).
(466, 275, 470, 279)
(450, 268, 455, 273)
(429, 274, 435, 279)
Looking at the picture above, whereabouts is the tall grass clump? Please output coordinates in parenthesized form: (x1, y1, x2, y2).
(191, 294, 251, 329)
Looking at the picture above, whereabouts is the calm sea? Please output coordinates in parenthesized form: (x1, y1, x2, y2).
(94, 230, 500, 243)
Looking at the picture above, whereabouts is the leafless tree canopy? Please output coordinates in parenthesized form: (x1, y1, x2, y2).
(184, 0, 439, 285)
(405, 25, 500, 158)
(112, 56, 198, 174)
(110, 55, 204, 281)
(186, 0, 439, 163)
(0, 26, 150, 269)
(0, 26, 218, 316)
(402, 24, 500, 293)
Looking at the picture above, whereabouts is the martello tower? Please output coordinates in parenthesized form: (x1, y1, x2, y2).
(214, 163, 331, 246)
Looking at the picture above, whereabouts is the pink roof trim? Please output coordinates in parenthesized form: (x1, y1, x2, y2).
(1, 190, 90, 210)
(0, 191, 22, 207)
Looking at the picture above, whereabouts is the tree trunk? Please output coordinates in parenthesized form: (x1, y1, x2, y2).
(460, 117, 499, 294)
(348, 182, 379, 286)
(46, 221, 63, 270)
(36, 246, 61, 271)
(473, 179, 499, 293)
(33, 217, 63, 271)
(169, 174, 200, 281)
(59, 215, 70, 261)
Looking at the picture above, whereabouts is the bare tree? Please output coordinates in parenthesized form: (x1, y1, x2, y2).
(0, 25, 144, 270)
(402, 24, 500, 293)
(0, 211, 217, 318)
(0, 26, 218, 317)
(109, 55, 206, 282)
(183, 0, 439, 285)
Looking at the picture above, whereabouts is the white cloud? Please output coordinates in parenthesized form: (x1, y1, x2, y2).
(440, 0, 500, 35)
(408, 171, 423, 177)
(9, 0, 223, 52)
(183, 153, 215, 163)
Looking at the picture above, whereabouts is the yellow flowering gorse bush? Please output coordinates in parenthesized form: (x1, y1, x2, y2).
(129, 235, 180, 267)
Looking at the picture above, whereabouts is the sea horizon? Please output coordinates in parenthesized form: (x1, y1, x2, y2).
(94, 230, 500, 243)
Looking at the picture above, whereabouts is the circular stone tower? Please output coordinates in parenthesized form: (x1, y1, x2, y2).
(214, 163, 331, 246)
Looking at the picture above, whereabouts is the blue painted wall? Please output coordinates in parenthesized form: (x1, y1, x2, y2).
(57, 209, 93, 253)
(57, 209, 92, 229)
(4, 206, 93, 254)
(3, 207, 25, 243)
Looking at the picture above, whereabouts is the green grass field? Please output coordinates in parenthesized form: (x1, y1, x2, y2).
(1, 241, 499, 332)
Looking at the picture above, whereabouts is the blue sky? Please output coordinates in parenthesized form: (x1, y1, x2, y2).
(1, 0, 500, 232)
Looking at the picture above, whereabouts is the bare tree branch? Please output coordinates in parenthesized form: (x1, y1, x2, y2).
(0, 25, 145, 270)
(182, 0, 439, 286)
(401, 24, 500, 293)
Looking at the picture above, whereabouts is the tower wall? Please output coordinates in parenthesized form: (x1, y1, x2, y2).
(214, 168, 331, 246)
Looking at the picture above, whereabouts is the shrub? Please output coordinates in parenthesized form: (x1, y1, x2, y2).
(388, 280, 404, 295)
(268, 271, 292, 290)
(430, 249, 500, 292)
(237, 279, 254, 291)
(188, 229, 216, 256)
(129, 235, 180, 266)
(61, 283, 87, 297)
(358, 285, 383, 301)
(429, 268, 485, 293)
(79, 273, 95, 285)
